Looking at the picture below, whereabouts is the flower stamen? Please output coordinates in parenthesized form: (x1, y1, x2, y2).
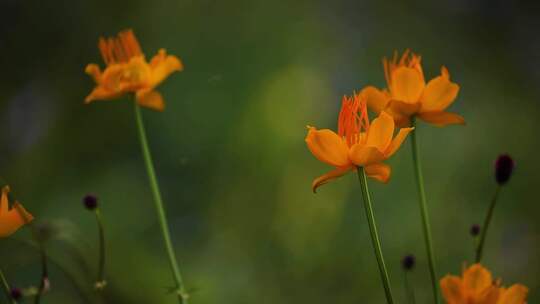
(98, 29, 143, 65)
(338, 94, 370, 147)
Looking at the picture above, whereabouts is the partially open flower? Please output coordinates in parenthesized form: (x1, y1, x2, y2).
(361, 50, 464, 127)
(85, 29, 183, 111)
(306, 93, 414, 192)
(0, 186, 34, 237)
(440, 263, 528, 304)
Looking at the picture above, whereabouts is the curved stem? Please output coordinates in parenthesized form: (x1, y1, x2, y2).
(28, 224, 48, 304)
(94, 208, 107, 289)
(475, 186, 501, 263)
(134, 103, 189, 303)
(356, 167, 394, 304)
(0, 268, 16, 304)
(410, 117, 439, 304)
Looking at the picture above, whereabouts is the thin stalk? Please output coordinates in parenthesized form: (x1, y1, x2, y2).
(0, 268, 16, 304)
(94, 208, 107, 290)
(356, 167, 394, 304)
(475, 186, 501, 263)
(410, 117, 439, 304)
(403, 271, 416, 304)
(30, 224, 48, 304)
(134, 103, 188, 303)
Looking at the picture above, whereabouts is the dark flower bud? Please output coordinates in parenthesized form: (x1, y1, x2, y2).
(10, 287, 22, 300)
(83, 194, 98, 210)
(401, 254, 415, 271)
(470, 224, 480, 237)
(495, 154, 514, 185)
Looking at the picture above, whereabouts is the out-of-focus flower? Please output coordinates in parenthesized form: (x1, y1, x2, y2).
(83, 194, 98, 210)
(440, 263, 528, 304)
(306, 93, 414, 192)
(362, 50, 464, 127)
(84, 29, 183, 111)
(470, 224, 481, 237)
(0, 186, 33, 237)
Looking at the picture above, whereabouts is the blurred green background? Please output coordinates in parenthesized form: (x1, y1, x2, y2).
(0, 0, 538, 303)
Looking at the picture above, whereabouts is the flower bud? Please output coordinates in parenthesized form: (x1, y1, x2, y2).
(495, 154, 514, 185)
(401, 254, 415, 271)
(10, 287, 22, 300)
(83, 194, 98, 210)
(470, 224, 480, 237)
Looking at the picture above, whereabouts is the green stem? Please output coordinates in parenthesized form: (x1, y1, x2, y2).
(403, 271, 416, 304)
(134, 103, 188, 304)
(410, 117, 439, 304)
(28, 224, 48, 304)
(94, 208, 107, 290)
(356, 167, 394, 304)
(0, 268, 16, 304)
(475, 186, 501, 263)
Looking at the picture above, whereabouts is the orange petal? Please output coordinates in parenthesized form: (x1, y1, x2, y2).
(440, 275, 466, 303)
(349, 145, 386, 166)
(85, 64, 102, 82)
(85, 86, 124, 104)
(389, 66, 425, 103)
(497, 284, 528, 304)
(311, 166, 352, 193)
(417, 111, 465, 127)
(306, 127, 351, 167)
(385, 127, 414, 157)
(420, 67, 459, 112)
(136, 90, 165, 111)
(0, 202, 33, 238)
(462, 264, 493, 296)
(364, 163, 391, 183)
(366, 111, 394, 151)
(387, 99, 422, 116)
(360, 86, 390, 114)
(149, 49, 183, 87)
(1, 186, 9, 214)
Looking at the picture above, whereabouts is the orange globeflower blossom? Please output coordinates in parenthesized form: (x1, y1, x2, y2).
(85, 29, 183, 111)
(361, 50, 464, 127)
(306, 93, 414, 192)
(0, 186, 34, 237)
(440, 264, 528, 304)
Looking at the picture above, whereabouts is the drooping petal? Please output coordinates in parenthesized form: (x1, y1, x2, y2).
(440, 275, 466, 304)
(497, 284, 528, 304)
(136, 90, 165, 111)
(385, 127, 414, 157)
(462, 264, 493, 297)
(387, 99, 422, 116)
(349, 145, 386, 166)
(417, 111, 465, 127)
(389, 67, 425, 103)
(311, 166, 352, 193)
(149, 49, 183, 88)
(85, 86, 124, 103)
(366, 111, 394, 152)
(364, 163, 391, 183)
(85, 64, 102, 82)
(306, 127, 351, 167)
(361, 86, 390, 114)
(420, 67, 460, 112)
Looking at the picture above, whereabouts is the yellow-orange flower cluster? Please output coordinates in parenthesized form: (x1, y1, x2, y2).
(0, 186, 33, 237)
(440, 264, 528, 304)
(361, 50, 464, 127)
(305, 93, 413, 192)
(85, 29, 183, 111)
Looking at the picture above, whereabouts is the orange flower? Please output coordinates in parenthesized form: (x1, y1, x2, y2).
(0, 186, 34, 237)
(85, 29, 183, 111)
(361, 50, 464, 127)
(440, 264, 528, 304)
(306, 93, 414, 192)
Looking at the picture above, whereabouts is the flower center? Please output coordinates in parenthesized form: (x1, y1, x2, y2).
(337, 93, 369, 147)
(99, 29, 143, 65)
